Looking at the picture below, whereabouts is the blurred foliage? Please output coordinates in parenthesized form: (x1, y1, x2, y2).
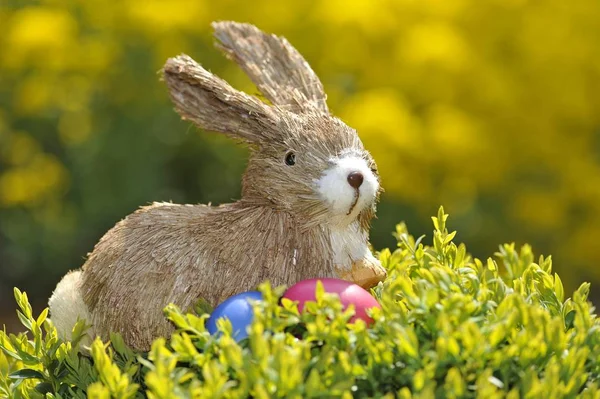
(1, 0, 600, 320)
(1, 209, 599, 397)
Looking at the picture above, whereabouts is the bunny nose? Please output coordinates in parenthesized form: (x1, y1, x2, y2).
(347, 171, 364, 189)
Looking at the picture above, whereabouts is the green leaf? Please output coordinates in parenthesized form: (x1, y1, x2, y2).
(35, 381, 54, 394)
(14, 287, 33, 319)
(193, 296, 214, 316)
(36, 308, 49, 327)
(315, 279, 325, 304)
(109, 333, 128, 356)
(444, 231, 457, 245)
(14, 346, 40, 365)
(554, 273, 564, 303)
(564, 310, 576, 330)
(9, 368, 45, 380)
(16, 310, 32, 331)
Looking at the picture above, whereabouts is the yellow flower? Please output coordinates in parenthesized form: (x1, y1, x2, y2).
(4, 7, 77, 69)
(398, 23, 470, 72)
(0, 152, 68, 206)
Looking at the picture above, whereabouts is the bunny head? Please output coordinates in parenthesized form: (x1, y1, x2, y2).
(162, 22, 381, 233)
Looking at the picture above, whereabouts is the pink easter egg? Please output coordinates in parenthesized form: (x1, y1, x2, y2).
(282, 278, 381, 325)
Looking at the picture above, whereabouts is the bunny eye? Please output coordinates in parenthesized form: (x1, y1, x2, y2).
(284, 151, 296, 166)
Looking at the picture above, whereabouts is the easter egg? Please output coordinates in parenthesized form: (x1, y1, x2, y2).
(282, 278, 380, 324)
(206, 291, 263, 341)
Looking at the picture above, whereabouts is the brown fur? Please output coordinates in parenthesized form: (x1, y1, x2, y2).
(50, 21, 386, 351)
(82, 201, 335, 348)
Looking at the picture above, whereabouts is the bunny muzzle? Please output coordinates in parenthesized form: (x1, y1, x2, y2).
(316, 155, 379, 223)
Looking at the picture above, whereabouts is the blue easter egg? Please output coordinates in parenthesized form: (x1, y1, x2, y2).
(206, 291, 263, 341)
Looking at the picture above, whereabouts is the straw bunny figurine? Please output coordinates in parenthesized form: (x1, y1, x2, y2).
(49, 21, 387, 351)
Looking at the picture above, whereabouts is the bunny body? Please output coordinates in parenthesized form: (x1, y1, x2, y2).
(49, 21, 386, 351)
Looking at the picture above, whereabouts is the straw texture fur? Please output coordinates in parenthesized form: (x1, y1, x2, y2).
(49, 21, 386, 351)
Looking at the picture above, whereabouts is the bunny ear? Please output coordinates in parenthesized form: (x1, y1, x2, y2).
(162, 54, 281, 143)
(212, 21, 329, 115)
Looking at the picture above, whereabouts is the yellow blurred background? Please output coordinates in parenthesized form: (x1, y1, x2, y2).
(1, 0, 600, 330)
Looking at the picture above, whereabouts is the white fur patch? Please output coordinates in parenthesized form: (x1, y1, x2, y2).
(48, 270, 93, 346)
(315, 155, 378, 225)
(329, 221, 378, 271)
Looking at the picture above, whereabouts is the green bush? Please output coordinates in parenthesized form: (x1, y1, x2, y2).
(1, 207, 599, 398)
